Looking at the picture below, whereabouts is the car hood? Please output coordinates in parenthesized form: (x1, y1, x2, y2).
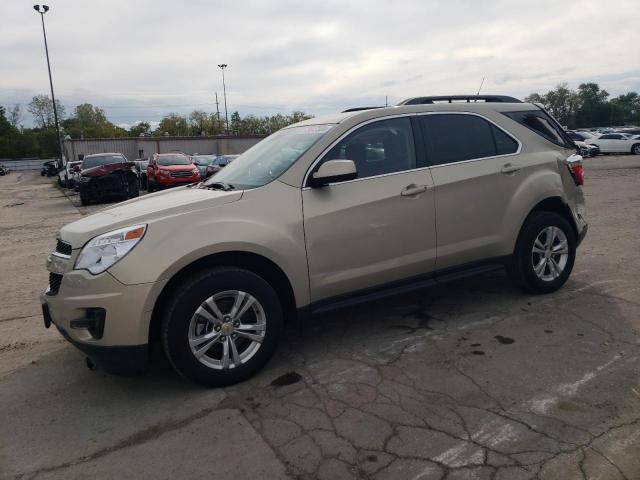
(60, 186, 243, 248)
(81, 162, 134, 177)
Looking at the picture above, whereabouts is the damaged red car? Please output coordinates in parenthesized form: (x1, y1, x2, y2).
(146, 153, 201, 192)
(77, 153, 139, 206)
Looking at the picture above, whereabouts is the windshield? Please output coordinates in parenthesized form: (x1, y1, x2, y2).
(158, 155, 191, 166)
(205, 124, 333, 188)
(82, 154, 126, 169)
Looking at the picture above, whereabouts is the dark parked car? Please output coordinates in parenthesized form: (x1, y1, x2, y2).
(41, 160, 58, 177)
(77, 153, 139, 206)
(134, 159, 149, 190)
(191, 154, 217, 178)
(205, 154, 238, 177)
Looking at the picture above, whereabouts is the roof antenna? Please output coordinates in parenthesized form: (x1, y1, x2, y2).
(476, 77, 486, 96)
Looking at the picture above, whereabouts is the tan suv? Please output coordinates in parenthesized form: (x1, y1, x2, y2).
(41, 95, 587, 386)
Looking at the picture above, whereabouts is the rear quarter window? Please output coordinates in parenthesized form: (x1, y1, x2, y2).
(504, 110, 571, 147)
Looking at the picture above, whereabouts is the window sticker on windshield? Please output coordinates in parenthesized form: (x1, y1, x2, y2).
(290, 125, 333, 135)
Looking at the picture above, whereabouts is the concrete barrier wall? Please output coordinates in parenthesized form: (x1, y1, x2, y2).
(63, 135, 265, 163)
(0, 159, 53, 171)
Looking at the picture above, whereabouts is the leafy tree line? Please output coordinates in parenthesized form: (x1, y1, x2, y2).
(525, 83, 640, 129)
(1, 94, 312, 159)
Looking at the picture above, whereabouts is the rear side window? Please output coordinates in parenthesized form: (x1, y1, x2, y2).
(419, 114, 518, 166)
(504, 110, 570, 147)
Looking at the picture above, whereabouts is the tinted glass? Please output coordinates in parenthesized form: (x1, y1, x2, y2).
(322, 117, 416, 179)
(82, 154, 126, 169)
(420, 114, 516, 165)
(504, 110, 568, 146)
(493, 125, 519, 155)
(158, 155, 191, 166)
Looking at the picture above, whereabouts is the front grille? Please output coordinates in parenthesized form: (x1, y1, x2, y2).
(170, 171, 193, 178)
(55, 239, 72, 256)
(48, 273, 63, 296)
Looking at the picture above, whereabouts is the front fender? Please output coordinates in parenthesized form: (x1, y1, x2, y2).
(108, 181, 309, 306)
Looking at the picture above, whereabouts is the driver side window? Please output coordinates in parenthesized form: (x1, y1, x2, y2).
(322, 117, 416, 179)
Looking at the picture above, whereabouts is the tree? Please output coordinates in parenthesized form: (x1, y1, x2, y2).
(155, 113, 190, 136)
(609, 92, 640, 126)
(8, 105, 22, 128)
(574, 83, 610, 128)
(61, 103, 127, 138)
(27, 94, 65, 129)
(129, 121, 151, 137)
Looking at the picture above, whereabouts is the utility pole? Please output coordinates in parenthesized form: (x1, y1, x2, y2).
(217, 64, 229, 134)
(215, 92, 220, 121)
(385, 96, 388, 107)
(33, 4, 64, 170)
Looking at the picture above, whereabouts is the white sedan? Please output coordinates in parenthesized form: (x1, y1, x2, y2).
(587, 133, 640, 155)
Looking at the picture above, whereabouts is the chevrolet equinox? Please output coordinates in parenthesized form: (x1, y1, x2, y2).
(42, 95, 588, 386)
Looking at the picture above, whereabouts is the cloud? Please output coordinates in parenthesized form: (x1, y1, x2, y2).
(1, 0, 639, 127)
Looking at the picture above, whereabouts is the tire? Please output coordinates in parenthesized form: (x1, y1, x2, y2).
(508, 211, 576, 294)
(147, 180, 155, 192)
(632, 144, 640, 155)
(127, 175, 139, 198)
(80, 193, 90, 206)
(162, 268, 283, 387)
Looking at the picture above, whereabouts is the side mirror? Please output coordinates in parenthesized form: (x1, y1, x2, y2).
(310, 160, 357, 187)
(73, 165, 81, 172)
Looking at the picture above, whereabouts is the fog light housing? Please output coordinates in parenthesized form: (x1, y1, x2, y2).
(71, 308, 106, 339)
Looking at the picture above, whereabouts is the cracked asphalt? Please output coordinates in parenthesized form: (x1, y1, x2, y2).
(1, 156, 640, 480)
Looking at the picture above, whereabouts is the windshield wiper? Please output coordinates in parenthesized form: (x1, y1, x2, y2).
(201, 181, 235, 191)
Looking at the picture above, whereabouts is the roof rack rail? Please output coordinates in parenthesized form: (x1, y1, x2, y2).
(341, 106, 385, 113)
(398, 95, 522, 105)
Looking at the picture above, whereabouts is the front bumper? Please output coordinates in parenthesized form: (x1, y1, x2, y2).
(41, 253, 166, 373)
(156, 174, 200, 186)
(43, 302, 148, 375)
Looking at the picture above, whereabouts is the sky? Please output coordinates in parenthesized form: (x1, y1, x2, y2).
(1, 0, 639, 129)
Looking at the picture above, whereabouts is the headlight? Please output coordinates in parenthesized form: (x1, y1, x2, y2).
(75, 224, 146, 274)
(160, 169, 171, 175)
(79, 176, 91, 182)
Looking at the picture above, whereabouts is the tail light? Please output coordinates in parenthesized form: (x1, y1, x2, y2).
(566, 154, 584, 186)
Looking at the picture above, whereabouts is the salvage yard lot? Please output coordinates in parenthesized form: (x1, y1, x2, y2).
(1, 156, 639, 479)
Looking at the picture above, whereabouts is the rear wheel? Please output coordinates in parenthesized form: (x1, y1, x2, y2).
(508, 211, 576, 294)
(162, 268, 283, 387)
(632, 143, 640, 155)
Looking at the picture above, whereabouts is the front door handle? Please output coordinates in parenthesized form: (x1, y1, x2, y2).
(501, 163, 521, 174)
(401, 184, 428, 196)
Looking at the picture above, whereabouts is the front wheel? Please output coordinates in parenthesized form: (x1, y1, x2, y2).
(632, 143, 640, 155)
(162, 268, 283, 387)
(127, 175, 139, 198)
(508, 211, 576, 294)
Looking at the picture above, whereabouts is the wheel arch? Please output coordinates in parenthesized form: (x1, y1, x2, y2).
(513, 196, 579, 255)
(148, 251, 297, 344)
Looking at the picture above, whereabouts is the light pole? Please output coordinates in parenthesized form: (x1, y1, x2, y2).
(218, 64, 229, 134)
(33, 4, 64, 169)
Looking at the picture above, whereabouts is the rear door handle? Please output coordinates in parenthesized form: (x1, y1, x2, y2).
(401, 184, 428, 196)
(501, 163, 521, 174)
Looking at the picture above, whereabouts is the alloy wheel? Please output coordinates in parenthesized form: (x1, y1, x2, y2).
(188, 290, 266, 370)
(531, 226, 569, 282)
